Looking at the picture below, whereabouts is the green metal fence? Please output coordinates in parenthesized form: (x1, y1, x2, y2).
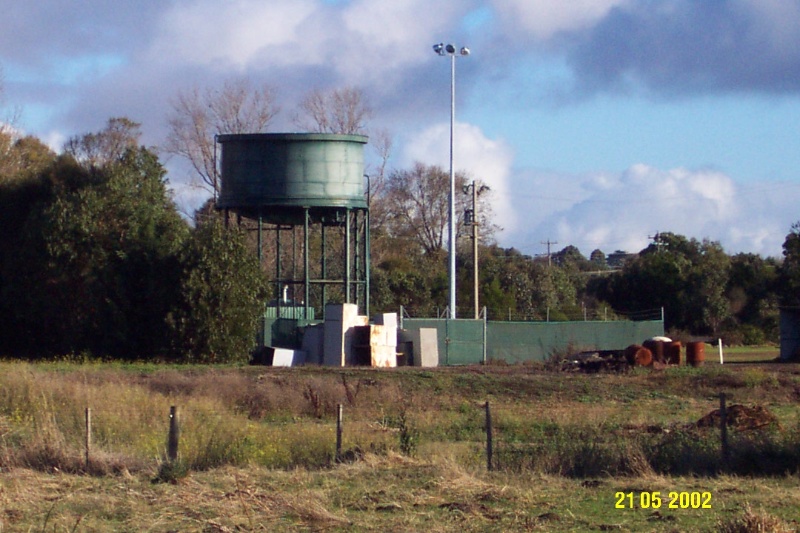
(402, 316, 664, 364)
(262, 311, 665, 365)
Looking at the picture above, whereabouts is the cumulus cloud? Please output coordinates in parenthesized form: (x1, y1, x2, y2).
(566, 0, 800, 94)
(4, 0, 800, 260)
(491, 0, 630, 40)
(147, 0, 322, 69)
(402, 122, 517, 233)
(505, 164, 800, 257)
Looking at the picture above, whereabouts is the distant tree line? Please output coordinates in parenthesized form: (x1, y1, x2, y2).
(2, 77, 799, 362)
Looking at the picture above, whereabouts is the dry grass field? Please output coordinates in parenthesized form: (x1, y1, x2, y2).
(0, 345, 798, 532)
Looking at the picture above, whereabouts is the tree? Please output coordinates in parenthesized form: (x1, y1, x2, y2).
(166, 78, 280, 196)
(379, 162, 495, 257)
(0, 134, 55, 183)
(779, 222, 800, 307)
(590, 249, 608, 270)
(293, 86, 372, 135)
(2, 143, 188, 357)
(0, 66, 22, 166)
(64, 117, 142, 168)
(594, 232, 730, 334)
(166, 218, 268, 363)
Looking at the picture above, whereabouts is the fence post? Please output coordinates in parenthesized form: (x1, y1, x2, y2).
(336, 404, 343, 462)
(485, 401, 493, 471)
(168, 406, 180, 463)
(85, 407, 91, 468)
(719, 393, 729, 469)
(482, 307, 488, 364)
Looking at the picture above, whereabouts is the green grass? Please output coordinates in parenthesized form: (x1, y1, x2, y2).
(1, 461, 798, 531)
(0, 356, 798, 530)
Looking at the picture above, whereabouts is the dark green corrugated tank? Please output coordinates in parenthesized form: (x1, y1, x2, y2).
(217, 133, 368, 212)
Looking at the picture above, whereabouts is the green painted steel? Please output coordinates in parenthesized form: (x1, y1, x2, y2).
(259, 317, 318, 349)
(485, 320, 663, 363)
(402, 319, 664, 364)
(217, 133, 368, 220)
(401, 319, 484, 365)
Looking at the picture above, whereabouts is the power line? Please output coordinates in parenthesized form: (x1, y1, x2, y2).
(540, 239, 558, 267)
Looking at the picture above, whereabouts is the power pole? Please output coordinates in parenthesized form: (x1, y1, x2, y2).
(541, 239, 558, 267)
(648, 232, 664, 253)
(465, 181, 489, 320)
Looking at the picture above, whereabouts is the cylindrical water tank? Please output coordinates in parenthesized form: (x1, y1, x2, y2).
(217, 133, 368, 212)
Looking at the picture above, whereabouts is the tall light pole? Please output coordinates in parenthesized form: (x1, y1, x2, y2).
(433, 42, 470, 320)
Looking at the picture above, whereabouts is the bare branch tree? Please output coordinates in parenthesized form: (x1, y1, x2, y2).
(166, 78, 280, 197)
(382, 163, 460, 255)
(64, 117, 142, 168)
(365, 127, 393, 231)
(293, 86, 372, 135)
(0, 66, 23, 175)
(380, 162, 498, 256)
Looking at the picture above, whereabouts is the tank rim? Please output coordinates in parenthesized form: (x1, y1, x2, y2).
(217, 132, 368, 144)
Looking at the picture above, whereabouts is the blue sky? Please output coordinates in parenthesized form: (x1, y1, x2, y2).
(3, 0, 800, 258)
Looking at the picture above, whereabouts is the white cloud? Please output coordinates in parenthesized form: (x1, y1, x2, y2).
(148, 0, 321, 69)
(402, 122, 517, 233)
(146, 0, 466, 87)
(41, 130, 66, 152)
(336, 0, 466, 84)
(491, 0, 630, 39)
(506, 164, 800, 258)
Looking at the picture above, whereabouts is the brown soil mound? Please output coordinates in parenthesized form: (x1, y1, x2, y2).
(696, 404, 781, 431)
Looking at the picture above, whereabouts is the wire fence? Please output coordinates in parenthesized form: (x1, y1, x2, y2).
(400, 306, 664, 323)
(58, 393, 799, 479)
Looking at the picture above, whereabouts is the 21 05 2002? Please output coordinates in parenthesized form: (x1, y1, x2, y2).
(615, 491, 712, 509)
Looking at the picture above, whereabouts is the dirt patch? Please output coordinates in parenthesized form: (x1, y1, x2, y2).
(696, 404, 781, 431)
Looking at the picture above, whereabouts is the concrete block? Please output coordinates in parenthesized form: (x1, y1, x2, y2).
(398, 328, 439, 367)
(272, 348, 306, 367)
(323, 319, 347, 366)
(300, 324, 324, 365)
(384, 325, 398, 348)
(371, 344, 397, 368)
(372, 313, 398, 328)
(325, 303, 359, 323)
(418, 328, 439, 367)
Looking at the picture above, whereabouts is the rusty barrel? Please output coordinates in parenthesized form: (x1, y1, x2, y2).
(665, 341, 682, 365)
(624, 344, 653, 367)
(686, 342, 705, 367)
(643, 339, 665, 364)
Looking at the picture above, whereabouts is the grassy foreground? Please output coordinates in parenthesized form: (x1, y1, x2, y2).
(2, 459, 799, 532)
(0, 347, 798, 531)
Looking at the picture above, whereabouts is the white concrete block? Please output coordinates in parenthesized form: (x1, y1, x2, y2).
(325, 303, 359, 323)
(418, 328, 439, 367)
(372, 313, 398, 328)
(371, 344, 397, 368)
(272, 348, 306, 367)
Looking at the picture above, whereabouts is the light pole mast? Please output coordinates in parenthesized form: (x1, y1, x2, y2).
(433, 42, 470, 320)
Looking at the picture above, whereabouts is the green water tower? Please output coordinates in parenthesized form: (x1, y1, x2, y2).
(217, 133, 370, 321)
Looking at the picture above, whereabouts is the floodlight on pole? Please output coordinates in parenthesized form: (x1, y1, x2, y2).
(432, 41, 469, 320)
